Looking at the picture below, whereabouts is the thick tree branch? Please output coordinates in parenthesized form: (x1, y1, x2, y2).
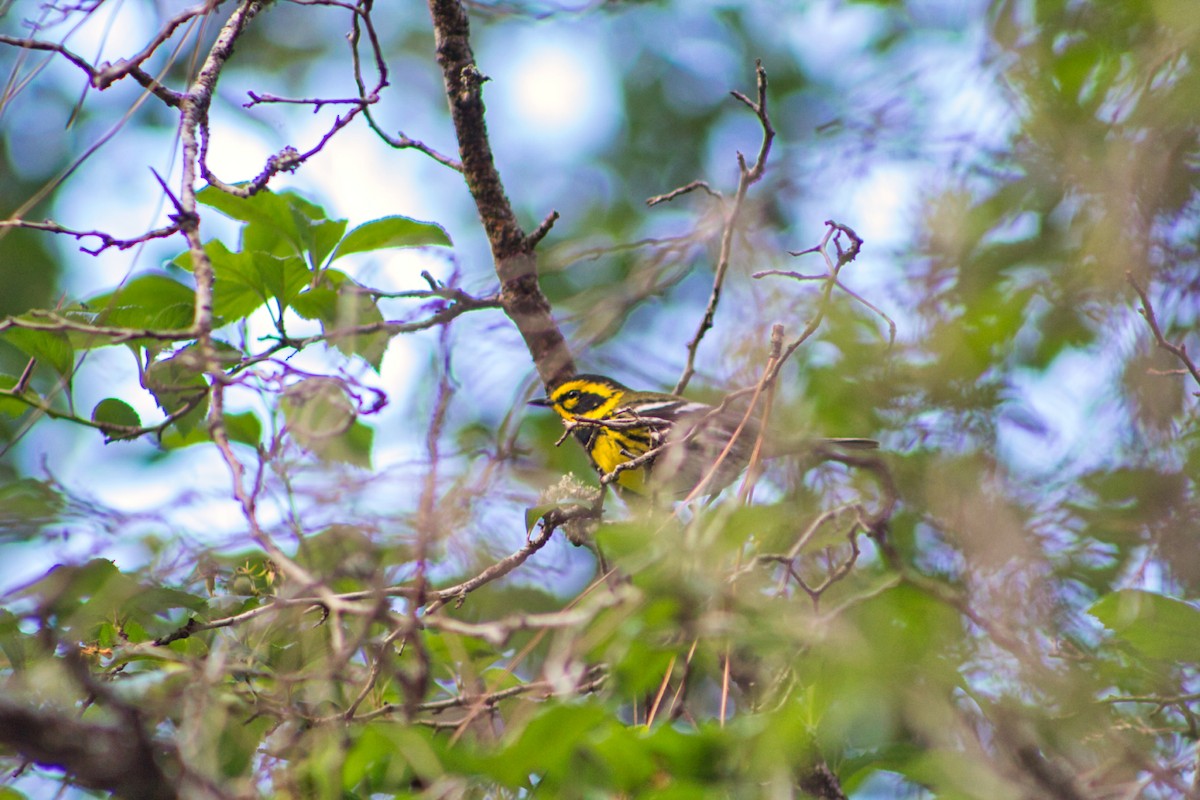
(0, 697, 178, 800)
(426, 0, 575, 388)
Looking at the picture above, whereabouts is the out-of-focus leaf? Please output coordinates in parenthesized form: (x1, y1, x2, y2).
(0, 609, 27, 670)
(282, 378, 373, 467)
(223, 410, 262, 447)
(218, 714, 273, 779)
(142, 346, 211, 435)
(0, 478, 63, 539)
(324, 285, 388, 370)
(1089, 590, 1200, 662)
(482, 702, 611, 786)
(15, 560, 208, 637)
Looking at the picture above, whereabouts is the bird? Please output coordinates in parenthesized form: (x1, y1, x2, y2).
(530, 373, 877, 500)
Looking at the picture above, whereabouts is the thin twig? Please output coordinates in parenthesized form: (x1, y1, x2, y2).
(646, 180, 721, 207)
(674, 61, 774, 396)
(0, 217, 182, 255)
(1127, 271, 1200, 389)
(526, 209, 560, 250)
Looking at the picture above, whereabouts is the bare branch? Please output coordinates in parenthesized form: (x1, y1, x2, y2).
(0, 696, 179, 800)
(646, 180, 721, 207)
(422, 523, 555, 613)
(92, 0, 220, 90)
(380, 130, 464, 171)
(0, 311, 195, 343)
(244, 91, 370, 109)
(422, 606, 606, 647)
(754, 221, 895, 346)
(1128, 271, 1200, 390)
(0, 33, 184, 107)
(674, 60, 774, 396)
(0, 217, 183, 255)
(526, 209, 560, 250)
(338, 669, 608, 725)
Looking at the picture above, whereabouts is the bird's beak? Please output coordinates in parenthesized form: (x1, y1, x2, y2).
(528, 397, 552, 408)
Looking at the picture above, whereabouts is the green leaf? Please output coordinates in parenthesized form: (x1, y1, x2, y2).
(291, 286, 339, 321)
(252, 252, 310, 312)
(1089, 590, 1200, 662)
(311, 218, 349, 267)
(91, 398, 142, 441)
(87, 273, 196, 332)
(199, 186, 343, 268)
(177, 240, 312, 318)
(224, 410, 263, 447)
(291, 273, 389, 370)
(160, 410, 260, 450)
(191, 240, 269, 322)
(199, 186, 305, 247)
(1, 326, 74, 378)
(15, 559, 207, 637)
(0, 373, 37, 417)
(524, 502, 563, 535)
(0, 609, 27, 671)
(331, 215, 451, 260)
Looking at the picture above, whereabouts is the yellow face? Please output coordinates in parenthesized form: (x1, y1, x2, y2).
(541, 376, 627, 421)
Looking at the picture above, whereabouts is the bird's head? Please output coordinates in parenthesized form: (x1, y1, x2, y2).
(529, 374, 629, 421)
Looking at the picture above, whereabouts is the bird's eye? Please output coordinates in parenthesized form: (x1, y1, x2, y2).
(559, 389, 582, 409)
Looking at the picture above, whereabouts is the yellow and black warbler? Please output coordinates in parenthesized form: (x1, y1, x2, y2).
(531, 374, 877, 500)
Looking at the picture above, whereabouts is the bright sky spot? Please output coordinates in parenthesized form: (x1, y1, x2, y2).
(486, 32, 618, 157)
(847, 163, 917, 251)
(515, 48, 586, 129)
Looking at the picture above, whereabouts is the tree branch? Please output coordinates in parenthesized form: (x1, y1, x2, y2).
(426, 0, 575, 388)
(1128, 271, 1200, 390)
(0, 697, 179, 800)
